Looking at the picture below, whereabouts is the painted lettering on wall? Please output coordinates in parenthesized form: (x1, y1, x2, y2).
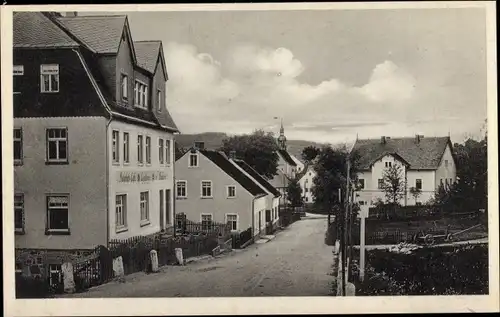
(117, 171, 168, 183)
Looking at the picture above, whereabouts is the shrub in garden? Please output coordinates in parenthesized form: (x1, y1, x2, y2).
(16, 275, 53, 298)
(356, 244, 488, 295)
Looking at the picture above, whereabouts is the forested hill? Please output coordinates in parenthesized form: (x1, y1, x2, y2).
(175, 132, 326, 161)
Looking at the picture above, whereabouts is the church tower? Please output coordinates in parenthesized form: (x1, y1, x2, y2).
(277, 119, 287, 150)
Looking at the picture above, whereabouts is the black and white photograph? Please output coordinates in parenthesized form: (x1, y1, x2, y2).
(2, 2, 498, 315)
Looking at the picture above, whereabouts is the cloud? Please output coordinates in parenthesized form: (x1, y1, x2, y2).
(165, 43, 429, 143)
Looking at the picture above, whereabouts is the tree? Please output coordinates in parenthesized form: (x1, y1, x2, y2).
(409, 186, 422, 205)
(302, 145, 320, 163)
(381, 164, 406, 205)
(311, 145, 359, 215)
(286, 179, 303, 207)
(219, 129, 279, 179)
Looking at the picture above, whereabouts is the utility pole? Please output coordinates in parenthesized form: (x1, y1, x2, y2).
(348, 186, 354, 281)
(341, 156, 350, 296)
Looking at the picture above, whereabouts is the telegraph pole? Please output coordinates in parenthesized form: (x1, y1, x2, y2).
(341, 156, 351, 296)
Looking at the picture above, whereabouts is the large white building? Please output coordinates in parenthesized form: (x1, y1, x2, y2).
(351, 135, 457, 217)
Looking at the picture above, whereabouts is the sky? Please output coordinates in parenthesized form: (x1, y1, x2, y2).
(84, 8, 488, 145)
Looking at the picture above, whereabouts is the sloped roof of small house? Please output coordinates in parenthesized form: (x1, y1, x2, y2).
(198, 150, 268, 197)
(232, 159, 281, 198)
(277, 149, 297, 167)
(351, 136, 452, 170)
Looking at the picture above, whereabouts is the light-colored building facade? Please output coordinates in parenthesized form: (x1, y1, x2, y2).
(351, 135, 457, 217)
(174, 145, 268, 237)
(298, 166, 317, 204)
(13, 12, 179, 279)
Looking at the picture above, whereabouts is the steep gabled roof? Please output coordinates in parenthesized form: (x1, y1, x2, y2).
(277, 149, 297, 167)
(232, 159, 281, 197)
(56, 15, 127, 54)
(134, 41, 161, 74)
(198, 150, 267, 197)
(14, 12, 79, 48)
(351, 136, 452, 170)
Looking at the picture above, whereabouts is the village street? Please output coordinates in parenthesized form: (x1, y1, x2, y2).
(62, 214, 334, 297)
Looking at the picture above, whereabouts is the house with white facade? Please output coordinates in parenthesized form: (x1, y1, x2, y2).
(231, 158, 281, 230)
(351, 135, 457, 217)
(13, 12, 178, 281)
(298, 166, 317, 204)
(174, 143, 268, 238)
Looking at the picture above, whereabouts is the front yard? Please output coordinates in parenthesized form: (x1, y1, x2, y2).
(351, 244, 488, 296)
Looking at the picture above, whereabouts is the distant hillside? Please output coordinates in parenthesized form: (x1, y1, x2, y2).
(175, 132, 326, 161)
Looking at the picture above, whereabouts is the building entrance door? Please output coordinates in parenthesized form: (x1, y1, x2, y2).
(159, 189, 165, 231)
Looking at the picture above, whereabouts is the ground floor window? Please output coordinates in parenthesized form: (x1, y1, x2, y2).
(226, 214, 238, 231)
(201, 214, 213, 230)
(265, 209, 271, 222)
(115, 194, 127, 229)
(46, 195, 69, 233)
(140, 191, 150, 222)
(48, 264, 62, 286)
(14, 193, 24, 233)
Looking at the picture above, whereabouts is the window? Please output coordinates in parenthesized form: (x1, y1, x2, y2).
(157, 89, 162, 111)
(115, 194, 127, 229)
(145, 136, 151, 164)
(137, 135, 144, 164)
(385, 162, 392, 168)
(13, 65, 23, 93)
(159, 139, 164, 164)
(445, 160, 449, 167)
(201, 181, 213, 198)
(46, 128, 68, 163)
(134, 81, 148, 108)
(112, 130, 120, 164)
(416, 179, 422, 190)
(165, 140, 171, 165)
(305, 187, 309, 193)
(40, 64, 59, 93)
(226, 214, 238, 231)
(121, 74, 128, 100)
(189, 153, 198, 167)
(14, 65, 24, 75)
(49, 264, 62, 286)
(176, 181, 187, 198)
(201, 214, 213, 230)
(46, 195, 69, 233)
(449, 178, 453, 185)
(305, 197, 309, 202)
(359, 201, 365, 206)
(445, 178, 449, 187)
(358, 179, 365, 189)
(227, 186, 236, 198)
(378, 179, 384, 189)
(14, 128, 22, 164)
(14, 194, 24, 233)
(123, 132, 129, 164)
(140, 191, 149, 222)
(266, 210, 271, 222)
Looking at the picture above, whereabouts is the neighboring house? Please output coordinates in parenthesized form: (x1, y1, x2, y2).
(351, 135, 457, 217)
(291, 155, 305, 173)
(231, 158, 281, 229)
(298, 166, 316, 204)
(174, 143, 268, 238)
(269, 121, 297, 202)
(13, 12, 178, 281)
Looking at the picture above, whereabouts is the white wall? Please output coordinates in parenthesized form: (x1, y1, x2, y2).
(435, 143, 457, 189)
(174, 151, 254, 233)
(253, 196, 267, 236)
(108, 120, 175, 240)
(406, 170, 435, 205)
(299, 167, 316, 203)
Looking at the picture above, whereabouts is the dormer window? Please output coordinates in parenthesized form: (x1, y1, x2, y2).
(134, 80, 148, 108)
(157, 89, 162, 112)
(120, 74, 128, 100)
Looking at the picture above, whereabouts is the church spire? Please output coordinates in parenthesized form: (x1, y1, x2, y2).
(277, 118, 287, 150)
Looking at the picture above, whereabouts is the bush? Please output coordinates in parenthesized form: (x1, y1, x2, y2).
(16, 275, 53, 298)
(355, 244, 488, 295)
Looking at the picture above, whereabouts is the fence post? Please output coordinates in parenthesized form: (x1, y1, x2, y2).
(112, 256, 125, 282)
(150, 250, 159, 273)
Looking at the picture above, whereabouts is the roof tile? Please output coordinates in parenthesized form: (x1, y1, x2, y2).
(14, 12, 79, 48)
(351, 136, 451, 170)
(233, 159, 281, 197)
(134, 41, 160, 74)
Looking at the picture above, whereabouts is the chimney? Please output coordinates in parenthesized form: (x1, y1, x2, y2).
(65, 12, 78, 17)
(415, 134, 424, 143)
(194, 141, 205, 150)
(229, 151, 237, 160)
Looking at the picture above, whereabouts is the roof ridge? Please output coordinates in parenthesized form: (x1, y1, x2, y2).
(58, 15, 127, 19)
(134, 40, 162, 43)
